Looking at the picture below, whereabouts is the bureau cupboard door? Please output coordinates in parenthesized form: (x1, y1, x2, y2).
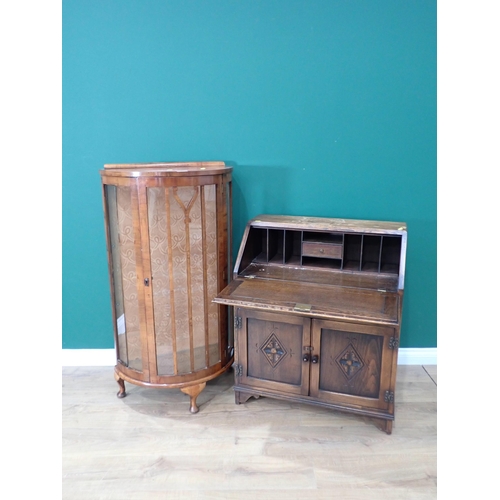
(309, 319, 396, 411)
(238, 309, 311, 396)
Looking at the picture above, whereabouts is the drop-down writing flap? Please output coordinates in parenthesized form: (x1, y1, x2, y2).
(214, 277, 399, 324)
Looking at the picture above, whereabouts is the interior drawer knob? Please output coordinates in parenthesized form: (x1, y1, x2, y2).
(311, 355, 319, 364)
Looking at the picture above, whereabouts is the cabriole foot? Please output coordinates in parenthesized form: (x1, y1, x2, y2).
(180, 382, 206, 414)
(114, 372, 126, 399)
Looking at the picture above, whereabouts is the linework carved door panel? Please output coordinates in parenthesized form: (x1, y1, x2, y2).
(309, 319, 396, 411)
(238, 309, 310, 396)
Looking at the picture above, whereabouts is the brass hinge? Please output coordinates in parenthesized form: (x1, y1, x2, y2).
(388, 337, 399, 349)
(233, 364, 243, 376)
(294, 303, 312, 313)
(384, 391, 395, 403)
(234, 316, 242, 330)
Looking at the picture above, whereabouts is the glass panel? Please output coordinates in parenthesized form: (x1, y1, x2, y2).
(204, 184, 220, 366)
(106, 185, 128, 366)
(106, 185, 142, 371)
(169, 186, 196, 373)
(188, 185, 206, 371)
(148, 187, 174, 375)
(148, 184, 221, 376)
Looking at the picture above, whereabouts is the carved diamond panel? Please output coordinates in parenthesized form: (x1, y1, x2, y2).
(261, 333, 287, 368)
(335, 343, 364, 380)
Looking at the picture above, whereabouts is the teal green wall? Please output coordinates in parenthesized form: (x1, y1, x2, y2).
(63, 0, 436, 349)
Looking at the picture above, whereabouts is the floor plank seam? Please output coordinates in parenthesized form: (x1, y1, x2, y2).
(422, 366, 437, 386)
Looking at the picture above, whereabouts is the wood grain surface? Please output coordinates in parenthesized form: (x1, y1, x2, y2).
(62, 365, 436, 499)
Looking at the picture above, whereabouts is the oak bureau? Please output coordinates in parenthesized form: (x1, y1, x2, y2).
(214, 215, 407, 433)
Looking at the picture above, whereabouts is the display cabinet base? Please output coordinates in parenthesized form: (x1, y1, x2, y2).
(114, 358, 233, 413)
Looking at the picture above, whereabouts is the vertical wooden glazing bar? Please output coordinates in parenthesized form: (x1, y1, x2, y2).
(215, 181, 222, 362)
(185, 200, 195, 372)
(130, 179, 150, 380)
(200, 185, 210, 367)
(227, 179, 233, 354)
(173, 187, 199, 372)
(137, 179, 158, 379)
(216, 178, 229, 362)
(165, 187, 178, 375)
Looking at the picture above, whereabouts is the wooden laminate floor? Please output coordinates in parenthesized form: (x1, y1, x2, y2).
(62, 365, 437, 499)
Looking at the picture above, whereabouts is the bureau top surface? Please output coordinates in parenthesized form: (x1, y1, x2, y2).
(101, 161, 232, 177)
(250, 214, 406, 234)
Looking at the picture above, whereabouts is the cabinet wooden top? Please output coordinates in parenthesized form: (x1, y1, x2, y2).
(100, 161, 232, 177)
(250, 215, 406, 234)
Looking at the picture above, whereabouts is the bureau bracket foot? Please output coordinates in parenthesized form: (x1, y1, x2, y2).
(370, 417, 393, 434)
(382, 419, 393, 434)
(181, 382, 206, 414)
(235, 390, 259, 404)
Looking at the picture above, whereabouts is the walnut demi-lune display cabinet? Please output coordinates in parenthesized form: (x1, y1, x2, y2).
(214, 215, 407, 433)
(100, 162, 233, 413)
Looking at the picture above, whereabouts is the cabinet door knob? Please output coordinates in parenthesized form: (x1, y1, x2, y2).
(302, 354, 310, 362)
(311, 355, 319, 364)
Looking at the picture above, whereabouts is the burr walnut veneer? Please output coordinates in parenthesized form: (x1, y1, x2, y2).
(100, 162, 233, 413)
(214, 215, 407, 433)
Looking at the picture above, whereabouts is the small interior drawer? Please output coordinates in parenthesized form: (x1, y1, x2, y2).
(302, 241, 343, 259)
